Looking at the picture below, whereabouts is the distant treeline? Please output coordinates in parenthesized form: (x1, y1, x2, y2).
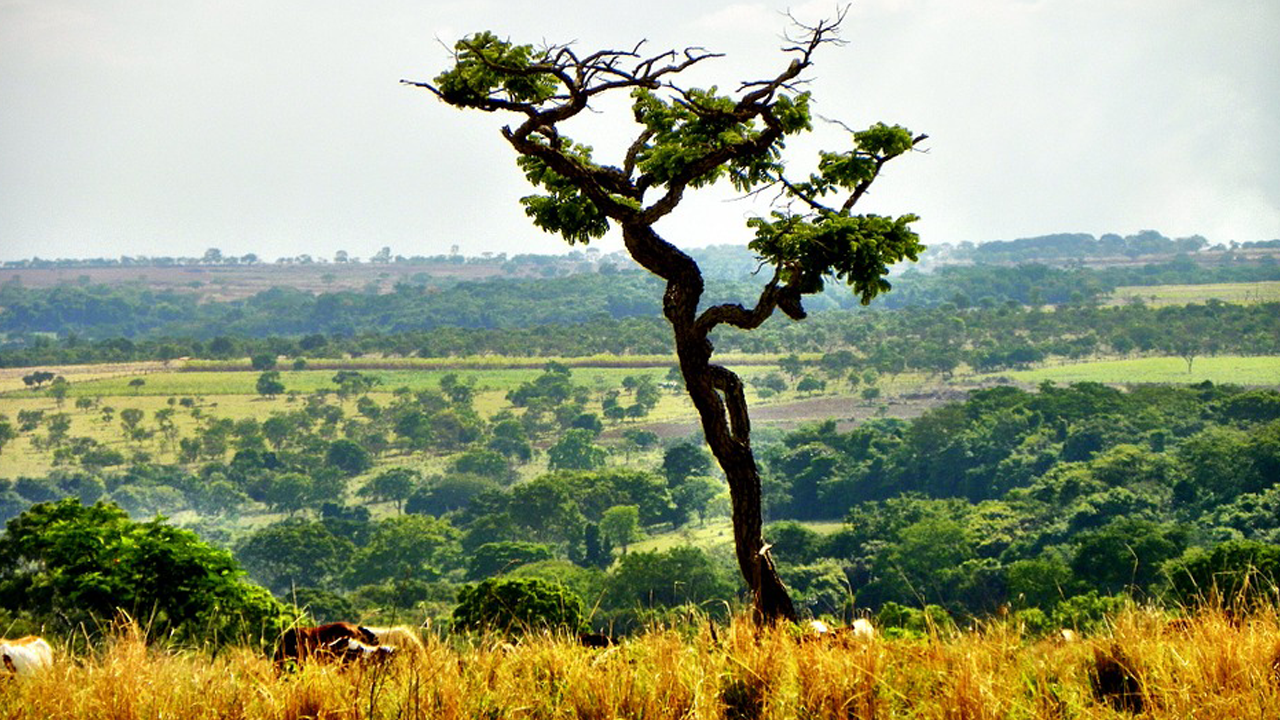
(2, 300, 1277, 376)
(943, 229, 1278, 263)
(3, 256, 1279, 346)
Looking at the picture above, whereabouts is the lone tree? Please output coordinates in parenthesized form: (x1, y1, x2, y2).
(408, 12, 925, 622)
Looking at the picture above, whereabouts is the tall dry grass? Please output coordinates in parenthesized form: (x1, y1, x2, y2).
(3, 607, 1278, 719)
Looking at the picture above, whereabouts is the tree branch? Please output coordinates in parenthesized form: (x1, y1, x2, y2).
(840, 132, 929, 213)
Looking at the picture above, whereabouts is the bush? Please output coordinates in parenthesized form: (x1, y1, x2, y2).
(468, 541, 555, 580)
(0, 499, 291, 645)
(453, 577, 585, 635)
(1051, 591, 1129, 634)
(1164, 539, 1280, 612)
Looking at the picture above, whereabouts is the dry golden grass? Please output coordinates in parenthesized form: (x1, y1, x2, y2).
(4, 607, 1279, 719)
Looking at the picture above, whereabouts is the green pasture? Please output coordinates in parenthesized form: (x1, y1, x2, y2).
(976, 355, 1280, 386)
(1107, 281, 1280, 307)
(631, 518, 848, 555)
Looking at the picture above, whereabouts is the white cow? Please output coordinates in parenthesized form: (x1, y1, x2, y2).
(1, 636, 53, 676)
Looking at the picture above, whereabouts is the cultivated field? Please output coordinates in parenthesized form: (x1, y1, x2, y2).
(3, 608, 1278, 719)
(1108, 280, 1280, 306)
(976, 355, 1280, 387)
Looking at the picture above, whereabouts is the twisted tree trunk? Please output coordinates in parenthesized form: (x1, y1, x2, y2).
(623, 224, 796, 623)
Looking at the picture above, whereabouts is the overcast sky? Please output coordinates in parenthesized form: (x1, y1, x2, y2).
(1, 0, 1277, 263)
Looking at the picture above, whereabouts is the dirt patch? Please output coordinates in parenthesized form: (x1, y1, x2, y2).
(613, 391, 964, 441)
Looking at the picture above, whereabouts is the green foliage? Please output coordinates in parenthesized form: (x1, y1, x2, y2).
(517, 145, 612, 244)
(548, 428, 607, 471)
(433, 32, 558, 105)
(662, 443, 712, 487)
(1165, 539, 1280, 612)
(874, 601, 956, 638)
(452, 577, 585, 635)
(255, 370, 285, 397)
(326, 438, 372, 476)
(602, 546, 737, 612)
(344, 514, 462, 587)
(357, 466, 421, 512)
(250, 352, 277, 371)
(236, 519, 355, 594)
(599, 505, 643, 553)
(0, 499, 289, 644)
(468, 541, 555, 580)
(1050, 591, 1128, 634)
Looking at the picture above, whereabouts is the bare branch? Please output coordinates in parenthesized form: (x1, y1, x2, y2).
(695, 271, 783, 336)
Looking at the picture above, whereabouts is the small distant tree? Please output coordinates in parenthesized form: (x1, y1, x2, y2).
(326, 439, 373, 477)
(548, 429, 607, 471)
(332, 370, 379, 403)
(467, 541, 555, 580)
(662, 443, 712, 488)
(250, 353, 278, 371)
(119, 407, 146, 442)
(22, 371, 55, 389)
(413, 13, 924, 620)
(757, 372, 788, 395)
(0, 418, 16, 456)
(47, 377, 70, 407)
(358, 466, 422, 513)
(127, 378, 146, 394)
(779, 354, 805, 380)
(599, 504, 643, 554)
(255, 371, 285, 398)
(671, 476, 722, 527)
(796, 375, 826, 395)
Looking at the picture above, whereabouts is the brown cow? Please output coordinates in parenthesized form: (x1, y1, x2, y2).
(274, 622, 379, 667)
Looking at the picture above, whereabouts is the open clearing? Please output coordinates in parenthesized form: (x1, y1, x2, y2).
(1107, 280, 1280, 306)
(976, 355, 1280, 386)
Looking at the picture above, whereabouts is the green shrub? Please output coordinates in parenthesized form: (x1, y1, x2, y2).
(453, 577, 585, 635)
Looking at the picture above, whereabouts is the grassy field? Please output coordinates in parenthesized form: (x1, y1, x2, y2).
(4, 609, 1278, 719)
(1107, 280, 1280, 306)
(631, 518, 847, 555)
(975, 355, 1280, 386)
(5, 352, 1276, 478)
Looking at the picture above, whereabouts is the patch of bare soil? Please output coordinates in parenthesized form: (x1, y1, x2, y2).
(617, 389, 970, 441)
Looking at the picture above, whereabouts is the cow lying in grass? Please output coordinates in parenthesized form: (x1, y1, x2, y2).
(274, 622, 393, 669)
(1, 636, 53, 677)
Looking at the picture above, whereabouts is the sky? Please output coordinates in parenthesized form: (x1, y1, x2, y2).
(1, 0, 1277, 263)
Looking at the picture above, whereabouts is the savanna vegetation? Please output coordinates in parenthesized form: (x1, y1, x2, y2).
(1, 14, 1279, 719)
(4, 607, 1280, 719)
